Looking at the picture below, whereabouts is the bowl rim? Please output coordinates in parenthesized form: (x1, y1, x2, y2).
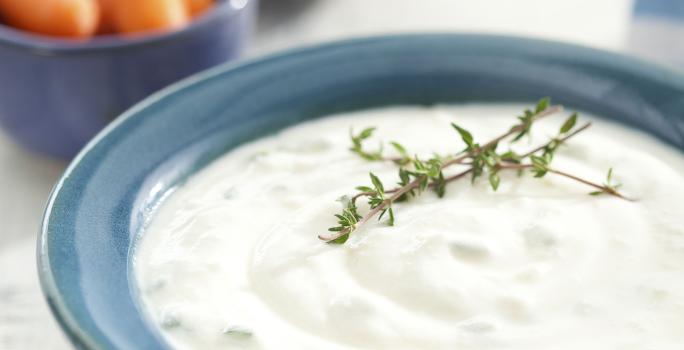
(0, 0, 249, 55)
(37, 33, 684, 349)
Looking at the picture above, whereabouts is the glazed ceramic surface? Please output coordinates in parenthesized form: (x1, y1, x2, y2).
(39, 34, 684, 349)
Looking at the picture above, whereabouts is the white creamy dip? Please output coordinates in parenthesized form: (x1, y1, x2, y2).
(135, 105, 684, 350)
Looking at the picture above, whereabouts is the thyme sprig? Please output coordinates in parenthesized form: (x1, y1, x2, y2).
(320, 99, 632, 244)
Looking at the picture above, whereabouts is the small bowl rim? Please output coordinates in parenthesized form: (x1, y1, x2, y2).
(0, 0, 249, 55)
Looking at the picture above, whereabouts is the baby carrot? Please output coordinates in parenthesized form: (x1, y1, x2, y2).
(96, 0, 116, 34)
(185, 0, 215, 17)
(112, 0, 189, 35)
(0, 0, 98, 38)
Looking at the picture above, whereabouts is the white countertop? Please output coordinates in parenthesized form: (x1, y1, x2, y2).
(0, 0, 661, 348)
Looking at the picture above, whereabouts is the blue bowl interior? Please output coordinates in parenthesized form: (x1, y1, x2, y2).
(39, 34, 684, 349)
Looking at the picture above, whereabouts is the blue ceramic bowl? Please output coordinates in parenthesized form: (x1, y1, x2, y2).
(0, 0, 256, 159)
(39, 34, 684, 349)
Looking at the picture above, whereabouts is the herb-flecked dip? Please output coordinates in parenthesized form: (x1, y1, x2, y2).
(135, 104, 684, 350)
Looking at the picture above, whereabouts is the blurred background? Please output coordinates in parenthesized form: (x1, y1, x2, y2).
(1, 0, 683, 348)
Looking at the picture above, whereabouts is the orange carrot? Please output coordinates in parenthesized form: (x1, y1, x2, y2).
(96, 0, 116, 34)
(112, 0, 189, 35)
(0, 0, 98, 38)
(185, 0, 214, 17)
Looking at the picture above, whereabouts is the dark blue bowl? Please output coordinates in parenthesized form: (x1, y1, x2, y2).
(0, 0, 256, 159)
(38, 34, 684, 349)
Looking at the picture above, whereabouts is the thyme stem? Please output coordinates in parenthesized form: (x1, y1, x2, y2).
(321, 100, 632, 244)
(497, 163, 634, 201)
(519, 122, 591, 158)
(441, 105, 564, 168)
